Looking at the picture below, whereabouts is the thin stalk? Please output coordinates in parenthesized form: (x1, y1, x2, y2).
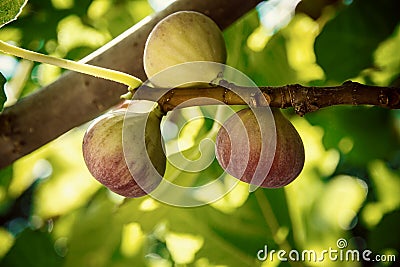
(255, 190, 303, 267)
(0, 40, 142, 89)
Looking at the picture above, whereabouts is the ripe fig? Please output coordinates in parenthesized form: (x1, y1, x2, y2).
(143, 11, 227, 85)
(215, 108, 305, 188)
(82, 105, 165, 197)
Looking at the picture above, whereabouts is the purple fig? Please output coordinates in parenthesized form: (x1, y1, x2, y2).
(215, 108, 305, 188)
(82, 106, 165, 197)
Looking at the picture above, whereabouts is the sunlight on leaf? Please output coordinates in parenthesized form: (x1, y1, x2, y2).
(120, 222, 144, 257)
(87, 0, 111, 19)
(209, 180, 249, 214)
(165, 231, 204, 264)
(0, 228, 14, 259)
(247, 26, 270, 52)
(51, 0, 74, 10)
(362, 203, 384, 228)
(57, 15, 111, 52)
(139, 197, 160, 211)
(371, 24, 400, 85)
(0, 0, 27, 28)
(282, 14, 325, 83)
(36, 64, 61, 87)
(362, 160, 400, 228)
(315, 175, 367, 230)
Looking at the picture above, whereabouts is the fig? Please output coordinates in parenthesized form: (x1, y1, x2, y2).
(143, 11, 227, 85)
(215, 108, 305, 188)
(82, 105, 165, 197)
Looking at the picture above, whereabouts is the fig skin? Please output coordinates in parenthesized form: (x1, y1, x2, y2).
(82, 107, 165, 197)
(143, 11, 227, 81)
(215, 108, 305, 188)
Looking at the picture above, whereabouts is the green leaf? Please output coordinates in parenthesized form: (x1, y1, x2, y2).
(63, 191, 126, 267)
(315, 0, 400, 82)
(305, 106, 400, 167)
(64, 186, 295, 267)
(0, 72, 6, 111)
(224, 10, 297, 86)
(0, 0, 27, 28)
(115, 188, 294, 267)
(0, 166, 13, 215)
(11, 0, 93, 50)
(0, 228, 63, 267)
(0, 166, 12, 192)
(368, 210, 400, 253)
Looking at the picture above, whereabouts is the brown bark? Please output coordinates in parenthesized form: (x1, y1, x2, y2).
(0, 0, 263, 168)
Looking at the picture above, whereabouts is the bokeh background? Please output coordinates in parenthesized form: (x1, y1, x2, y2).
(0, 0, 399, 266)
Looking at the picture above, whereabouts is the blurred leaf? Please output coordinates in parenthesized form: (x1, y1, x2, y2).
(0, 0, 27, 27)
(305, 106, 400, 168)
(248, 33, 297, 86)
(0, 180, 39, 230)
(113, 187, 294, 267)
(10, 0, 93, 50)
(63, 191, 125, 267)
(0, 166, 12, 192)
(0, 72, 5, 111)
(368, 210, 400, 253)
(224, 10, 259, 77)
(0, 166, 13, 217)
(224, 10, 297, 86)
(315, 0, 400, 82)
(0, 228, 62, 267)
(368, 160, 400, 218)
(369, 24, 400, 86)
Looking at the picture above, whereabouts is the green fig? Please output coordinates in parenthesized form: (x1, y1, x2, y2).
(82, 104, 165, 197)
(215, 108, 305, 188)
(143, 11, 226, 86)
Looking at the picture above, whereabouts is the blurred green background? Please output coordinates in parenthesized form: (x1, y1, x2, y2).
(0, 0, 400, 266)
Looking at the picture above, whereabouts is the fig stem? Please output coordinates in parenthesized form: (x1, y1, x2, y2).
(0, 40, 143, 89)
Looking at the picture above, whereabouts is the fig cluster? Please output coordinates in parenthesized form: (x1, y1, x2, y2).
(82, 11, 305, 198)
(83, 11, 226, 197)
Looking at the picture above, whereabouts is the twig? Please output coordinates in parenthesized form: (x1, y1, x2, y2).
(134, 81, 400, 116)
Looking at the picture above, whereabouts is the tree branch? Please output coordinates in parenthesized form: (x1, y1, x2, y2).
(0, 0, 263, 168)
(134, 81, 400, 115)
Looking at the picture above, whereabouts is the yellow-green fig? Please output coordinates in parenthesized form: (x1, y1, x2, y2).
(82, 104, 165, 197)
(143, 11, 227, 86)
(215, 108, 305, 188)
